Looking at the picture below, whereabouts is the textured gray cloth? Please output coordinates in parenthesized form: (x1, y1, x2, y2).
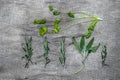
(0, 0, 120, 80)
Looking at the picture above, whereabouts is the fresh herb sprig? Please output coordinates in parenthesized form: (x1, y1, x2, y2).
(22, 36, 33, 68)
(101, 43, 107, 66)
(43, 37, 50, 67)
(72, 36, 100, 64)
(59, 37, 66, 66)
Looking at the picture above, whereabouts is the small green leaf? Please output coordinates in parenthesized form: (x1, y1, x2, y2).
(53, 10, 61, 16)
(54, 18, 61, 24)
(48, 5, 54, 11)
(88, 21, 98, 31)
(89, 43, 100, 53)
(33, 19, 39, 24)
(85, 30, 92, 38)
(34, 19, 46, 24)
(39, 26, 48, 36)
(67, 11, 75, 18)
(80, 36, 85, 50)
(52, 23, 60, 33)
(72, 37, 81, 53)
(86, 37, 94, 50)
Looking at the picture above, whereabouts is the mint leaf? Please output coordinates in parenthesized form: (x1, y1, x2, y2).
(39, 26, 48, 36)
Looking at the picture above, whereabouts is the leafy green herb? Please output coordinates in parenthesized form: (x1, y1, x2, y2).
(34, 19, 46, 24)
(101, 43, 107, 66)
(48, 5, 54, 11)
(59, 37, 66, 66)
(72, 36, 100, 64)
(43, 37, 50, 67)
(53, 10, 61, 16)
(67, 11, 75, 18)
(39, 26, 48, 36)
(54, 18, 61, 24)
(22, 36, 33, 68)
(52, 23, 60, 33)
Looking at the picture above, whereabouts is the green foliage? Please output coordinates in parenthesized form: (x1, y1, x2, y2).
(67, 11, 75, 18)
(53, 10, 61, 16)
(48, 5, 54, 11)
(59, 38, 66, 66)
(34, 19, 46, 24)
(43, 37, 50, 67)
(85, 20, 99, 38)
(54, 18, 61, 24)
(101, 43, 107, 65)
(52, 23, 60, 33)
(22, 36, 33, 68)
(39, 26, 48, 36)
(72, 36, 100, 64)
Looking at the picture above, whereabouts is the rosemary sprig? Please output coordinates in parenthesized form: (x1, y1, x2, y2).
(43, 37, 50, 67)
(101, 43, 107, 66)
(59, 37, 66, 66)
(22, 36, 33, 68)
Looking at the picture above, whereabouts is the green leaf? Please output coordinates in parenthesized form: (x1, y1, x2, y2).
(85, 30, 92, 38)
(88, 21, 98, 31)
(72, 37, 81, 53)
(86, 37, 94, 50)
(39, 26, 48, 36)
(54, 18, 61, 24)
(80, 36, 85, 50)
(52, 23, 60, 33)
(67, 11, 75, 18)
(34, 19, 39, 24)
(53, 10, 61, 16)
(34, 19, 46, 24)
(48, 5, 54, 11)
(89, 43, 100, 53)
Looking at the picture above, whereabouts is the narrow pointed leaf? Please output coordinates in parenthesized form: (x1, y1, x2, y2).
(80, 36, 85, 50)
(86, 37, 94, 50)
(72, 37, 81, 53)
(89, 43, 100, 53)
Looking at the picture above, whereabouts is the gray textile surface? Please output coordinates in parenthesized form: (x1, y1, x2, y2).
(0, 0, 120, 80)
